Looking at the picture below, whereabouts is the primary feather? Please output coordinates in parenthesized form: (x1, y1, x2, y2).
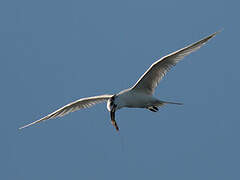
(19, 94, 112, 129)
(131, 31, 219, 95)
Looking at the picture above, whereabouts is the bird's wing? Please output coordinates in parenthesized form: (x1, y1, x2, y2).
(19, 94, 113, 129)
(131, 31, 219, 95)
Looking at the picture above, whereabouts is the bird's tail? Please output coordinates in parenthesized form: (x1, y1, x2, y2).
(156, 100, 183, 106)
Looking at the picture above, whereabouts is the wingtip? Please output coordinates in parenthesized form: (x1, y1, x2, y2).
(199, 30, 221, 45)
(18, 124, 28, 130)
(18, 121, 36, 130)
(211, 29, 222, 37)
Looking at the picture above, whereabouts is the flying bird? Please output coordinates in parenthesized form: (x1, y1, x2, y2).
(19, 31, 219, 131)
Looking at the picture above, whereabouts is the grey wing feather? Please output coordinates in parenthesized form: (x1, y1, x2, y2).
(131, 31, 220, 95)
(19, 94, 113, 129)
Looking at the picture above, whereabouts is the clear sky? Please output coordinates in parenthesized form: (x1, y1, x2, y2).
(1, 0, 239, 179)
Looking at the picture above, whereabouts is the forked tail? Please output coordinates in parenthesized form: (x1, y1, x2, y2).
(157, 100, 183, 106)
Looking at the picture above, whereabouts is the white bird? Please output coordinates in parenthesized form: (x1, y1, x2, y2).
(19, 31, 219, 131)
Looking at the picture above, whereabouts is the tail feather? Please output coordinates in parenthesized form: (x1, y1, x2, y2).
(157, 100, 183, 106)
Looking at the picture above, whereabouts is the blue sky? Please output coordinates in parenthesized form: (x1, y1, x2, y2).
(1, 0, 239, 179)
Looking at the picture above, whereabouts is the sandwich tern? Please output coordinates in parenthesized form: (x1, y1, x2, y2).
(19, 31, 219, 131)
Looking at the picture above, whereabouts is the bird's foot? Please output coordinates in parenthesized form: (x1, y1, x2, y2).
(148, 106, 159, 112)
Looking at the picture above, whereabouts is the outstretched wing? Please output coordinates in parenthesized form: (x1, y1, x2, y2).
(131, 31, 219, 95)
(19, 94, 113, 129)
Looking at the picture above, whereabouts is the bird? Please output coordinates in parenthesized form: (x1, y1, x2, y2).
(19, 31, 219, 131)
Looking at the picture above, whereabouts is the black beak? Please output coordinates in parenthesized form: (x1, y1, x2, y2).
(110, 107, 119, 131)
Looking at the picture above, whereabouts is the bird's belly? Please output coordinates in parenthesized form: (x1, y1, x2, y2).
(124, 95, 153, 108)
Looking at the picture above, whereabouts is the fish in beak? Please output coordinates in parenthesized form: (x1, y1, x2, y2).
(110, 106, 119, 131)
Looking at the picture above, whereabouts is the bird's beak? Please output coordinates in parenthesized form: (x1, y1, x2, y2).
(110, 107, 119, 131)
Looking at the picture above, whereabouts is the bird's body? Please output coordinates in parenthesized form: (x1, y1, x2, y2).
(114, 89, 178, 109)
(115, 89, 154, 109)
(19, 31, 220, 131)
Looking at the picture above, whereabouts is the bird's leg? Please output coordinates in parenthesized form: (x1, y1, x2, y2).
(110, 110, 119, 131)
(148, 106, 159, 112)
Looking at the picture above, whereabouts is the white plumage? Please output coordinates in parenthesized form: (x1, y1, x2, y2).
(19, 31, 219, 131)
